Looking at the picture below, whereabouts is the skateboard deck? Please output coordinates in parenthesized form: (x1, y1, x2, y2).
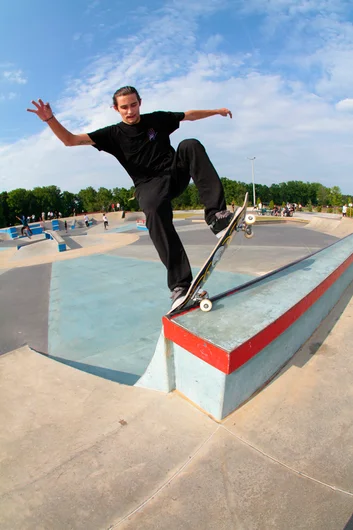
(168, 192, 254, 314)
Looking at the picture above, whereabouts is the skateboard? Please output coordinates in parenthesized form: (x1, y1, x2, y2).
(168, 192, 255, 314)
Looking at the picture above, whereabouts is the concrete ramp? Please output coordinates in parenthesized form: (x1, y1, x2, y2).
(303, 215, 353, 237)
(1, 295, 353, 529)
(332, 217, 353, 238)
(304, 216, 341, 234)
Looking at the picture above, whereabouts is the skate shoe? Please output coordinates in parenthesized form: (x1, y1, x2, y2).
(209, 209, 233, 238)
(170, 286, 189, 311)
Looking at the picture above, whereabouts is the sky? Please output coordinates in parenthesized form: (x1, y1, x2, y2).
(0, 0, 353, 194)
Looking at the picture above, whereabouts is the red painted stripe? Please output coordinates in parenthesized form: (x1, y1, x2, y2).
(162, 317, 230, 372)
(163, 253, 353, 375)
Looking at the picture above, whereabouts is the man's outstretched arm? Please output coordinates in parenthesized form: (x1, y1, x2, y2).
(27, 99, 95, 146)
(182, 108, 232, 121)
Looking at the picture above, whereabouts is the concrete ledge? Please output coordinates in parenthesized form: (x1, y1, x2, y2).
(0, 226, 19, 240)
(137, 235, 353, 420)
(45, 230, 66, 252)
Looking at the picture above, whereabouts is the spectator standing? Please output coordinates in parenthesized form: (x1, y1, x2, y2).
(342, 204, 347, 217)
(103, 214, 109, 230)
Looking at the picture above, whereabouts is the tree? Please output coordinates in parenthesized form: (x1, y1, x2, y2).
(330, 186, 342, 207)
(78, 187, 98, 212)
(32, 186, 62, 217)
(0, 202, 5, 228)
(172, 186, 192, 209)
(112, 186, 137, 210)
(61, 191, 77, 217)
(96, 187, 113, 211)
(0, 192, 9, 227)
(316, 184, 329, 206)
(7, 189, 34, 224)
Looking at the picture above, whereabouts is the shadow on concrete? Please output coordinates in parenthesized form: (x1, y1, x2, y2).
(62, 236, 82, 250)
(39, 353, 140, 386)
(344, 514, 353, 530)
(0, 264, 51, 355)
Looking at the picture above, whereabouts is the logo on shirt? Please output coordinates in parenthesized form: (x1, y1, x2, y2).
(147, 128, 158, 141)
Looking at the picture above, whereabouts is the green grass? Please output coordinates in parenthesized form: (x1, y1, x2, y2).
(173, 212, 202, 219)
(255, 216, 307, 224)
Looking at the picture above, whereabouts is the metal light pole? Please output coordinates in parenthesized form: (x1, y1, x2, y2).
(247, 157, 256, 207)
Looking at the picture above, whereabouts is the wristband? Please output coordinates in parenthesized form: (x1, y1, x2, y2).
(44, 115, 54, 122)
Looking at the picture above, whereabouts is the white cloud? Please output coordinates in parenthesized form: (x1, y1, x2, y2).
(85, 0, 100, 15)
(1, 0, 353, 194)
(0, 91, 17, 102)
(3, 69, 27, 84)
(336, 98, 353, 111)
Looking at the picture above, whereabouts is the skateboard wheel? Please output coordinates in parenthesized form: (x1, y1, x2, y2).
(244, 226, 254, 239)
(245, 214, 255, 225)
(200, 299, 213, 312)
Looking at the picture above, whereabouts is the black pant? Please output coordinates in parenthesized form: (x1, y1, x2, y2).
(21, 226, 32, 236)
(135, 139, 226, 291)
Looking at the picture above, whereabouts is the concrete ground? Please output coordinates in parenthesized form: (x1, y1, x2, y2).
(0, 215, 352, 529)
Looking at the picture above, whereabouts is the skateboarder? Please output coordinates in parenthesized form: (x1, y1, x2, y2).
(27, 86, 233, 308)
(16, 215, 33, 238)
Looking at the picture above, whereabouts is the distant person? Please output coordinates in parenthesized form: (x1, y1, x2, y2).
(40, 217, 45, 231)
(64, 220, 68, 232)
(116, 202, 120, 211)
(84, 214, 89, 228)
(342, 204, 347, 217)
(42, 211, 45, 221)
(103, 214, 109, 230)
(16, 215, 33, 238)
(231, 201, 235, 213)
(27, 86, 233, 310)
(111, 203, 115, 211)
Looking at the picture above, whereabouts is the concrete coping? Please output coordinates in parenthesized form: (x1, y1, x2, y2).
(45, 230, 66, 252)
(166, 235, 353, 363)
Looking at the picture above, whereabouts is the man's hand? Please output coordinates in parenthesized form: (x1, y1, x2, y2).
(218, 108, 232, 119)
(26, 99, 94, 146)
(27, 99, 53, 121)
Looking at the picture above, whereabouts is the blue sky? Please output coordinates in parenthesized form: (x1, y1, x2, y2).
(1, 0, 353, 194)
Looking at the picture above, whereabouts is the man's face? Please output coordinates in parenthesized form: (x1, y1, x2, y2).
(114, 94, 141, 124)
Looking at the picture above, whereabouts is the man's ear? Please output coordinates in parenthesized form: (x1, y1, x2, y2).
(113, 105, 119, 112)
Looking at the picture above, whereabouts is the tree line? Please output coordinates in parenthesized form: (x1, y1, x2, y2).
(0, 179, 351, 228)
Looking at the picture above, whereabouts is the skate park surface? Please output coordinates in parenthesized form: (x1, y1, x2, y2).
(0, 211, 353, 529)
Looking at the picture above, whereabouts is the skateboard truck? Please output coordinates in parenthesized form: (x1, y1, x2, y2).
(238, 214, 255, 239)
(192, 289, 213, 312)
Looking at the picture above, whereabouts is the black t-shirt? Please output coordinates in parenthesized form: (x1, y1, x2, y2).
(88, 111, 185, 186)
